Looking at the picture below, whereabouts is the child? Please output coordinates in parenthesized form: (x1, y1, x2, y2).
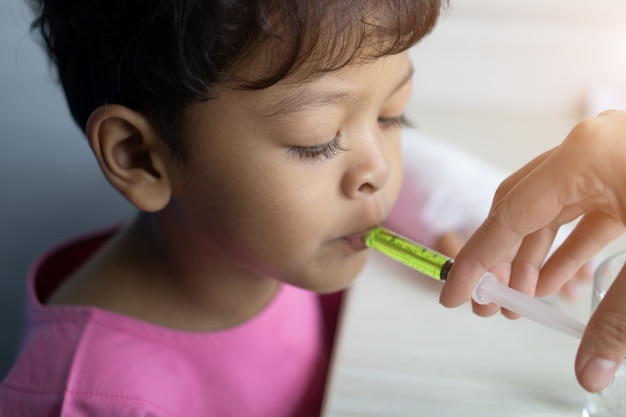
(0, 0, 578, 415)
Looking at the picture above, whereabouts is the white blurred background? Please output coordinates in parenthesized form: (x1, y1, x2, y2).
(409, 0, 626, 170)
(3, 0, 626, 379)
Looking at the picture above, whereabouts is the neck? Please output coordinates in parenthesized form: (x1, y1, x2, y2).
(51, 211, 281, 331)
(126, 212, 282, 330)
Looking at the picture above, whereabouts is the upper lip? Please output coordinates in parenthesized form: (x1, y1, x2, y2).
(342, 223, 381, 241)
(340, 201, 387, 241)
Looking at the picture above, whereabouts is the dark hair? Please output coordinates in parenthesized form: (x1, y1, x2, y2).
(28, 0, 445, 161)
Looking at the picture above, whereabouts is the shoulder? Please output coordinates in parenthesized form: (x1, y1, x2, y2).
(0, 386, 179, 417)
(1, 312, 183, 416)
(0, 320, 183, 417)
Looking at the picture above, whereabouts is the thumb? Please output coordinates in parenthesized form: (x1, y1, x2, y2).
(576, 268, 626, 392)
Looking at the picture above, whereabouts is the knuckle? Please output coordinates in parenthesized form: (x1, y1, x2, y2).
(567, 115, 615, 152)
(590, 308, 626, 351)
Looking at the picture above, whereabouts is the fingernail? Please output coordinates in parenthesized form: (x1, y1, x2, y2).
(566, 283, 580, 300)
(581, 357, 618, 392)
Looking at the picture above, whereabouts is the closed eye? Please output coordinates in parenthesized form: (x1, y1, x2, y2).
(289, 137, 347, 161)
(378, 114, 413, 130)
(288, 114, 410, 162)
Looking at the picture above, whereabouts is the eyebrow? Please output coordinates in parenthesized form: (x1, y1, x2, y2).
(261, 64, 415, 120)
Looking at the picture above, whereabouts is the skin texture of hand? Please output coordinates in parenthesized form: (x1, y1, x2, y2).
(434, 230, 465, 259)
(435, 232, 592, 300)
(439, 110, 626, 392)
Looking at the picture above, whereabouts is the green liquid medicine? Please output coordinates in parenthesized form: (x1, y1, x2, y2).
(365, 227, 453, 281)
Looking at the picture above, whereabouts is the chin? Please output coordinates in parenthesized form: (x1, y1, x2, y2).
(307, 250, 370, 294)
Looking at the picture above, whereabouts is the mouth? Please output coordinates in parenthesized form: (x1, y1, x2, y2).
(341, 227, 378, 251)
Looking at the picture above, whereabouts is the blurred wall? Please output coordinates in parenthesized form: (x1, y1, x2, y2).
(0, 0, 134, 379)
(3, 0, 626, 380)
(409, 0, 626, 171)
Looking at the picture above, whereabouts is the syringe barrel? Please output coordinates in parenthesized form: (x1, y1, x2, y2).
(365, 227, 452, 281)
(472, 273, 585, 339)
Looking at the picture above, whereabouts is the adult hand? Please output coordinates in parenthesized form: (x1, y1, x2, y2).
(439, 110, 626, 392)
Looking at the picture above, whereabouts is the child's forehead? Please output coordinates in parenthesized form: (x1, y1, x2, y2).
(181, 52, 412, 152)
(255, 56, 414, 120)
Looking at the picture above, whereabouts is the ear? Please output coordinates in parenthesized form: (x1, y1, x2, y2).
(86, 104, 172, 212)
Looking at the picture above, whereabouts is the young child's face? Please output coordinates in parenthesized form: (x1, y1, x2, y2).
(167, 51, 412, 293)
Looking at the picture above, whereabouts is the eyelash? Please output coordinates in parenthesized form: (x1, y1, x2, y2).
(378, 114, 413, 130)
(290, 114, 412, 161)
(290, 137, 348, 161)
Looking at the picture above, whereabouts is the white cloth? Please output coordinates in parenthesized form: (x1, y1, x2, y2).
(386, 128, 507, 247)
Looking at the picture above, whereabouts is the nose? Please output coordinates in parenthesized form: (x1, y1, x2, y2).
(341, 133, 392, 198)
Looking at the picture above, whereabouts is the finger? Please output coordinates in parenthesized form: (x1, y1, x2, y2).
(442, 140, 613, 308)
(537, 213, 626, 297)
(576, 266, 626, 392)
(490, 148, 555, 208)
(471, 302, 502, 317)
(576, 263, 594, 283)
(441, 160, 571, 307)
(470, 260, 513, 317)
(434, 231, 464, 258)
(440, 214, 522, 307)
(560, 263, 593, 301)
(502, 225, 558, 319)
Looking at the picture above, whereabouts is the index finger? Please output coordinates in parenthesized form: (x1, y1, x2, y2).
(439, 154, 575, 307)
(576, 266, 626, 392)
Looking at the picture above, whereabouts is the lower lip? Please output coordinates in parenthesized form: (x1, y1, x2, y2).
(342, 234, 368, 251)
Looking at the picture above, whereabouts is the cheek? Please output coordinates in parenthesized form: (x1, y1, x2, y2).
(202, 162, 332, 260)
(246, 178, 332, 245)
(383, 137, 405, 212)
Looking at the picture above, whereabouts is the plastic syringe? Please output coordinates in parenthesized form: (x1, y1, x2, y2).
(365, 226, 586, 339)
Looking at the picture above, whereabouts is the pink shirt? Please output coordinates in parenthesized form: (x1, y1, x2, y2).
(0, 231, 336, 416)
